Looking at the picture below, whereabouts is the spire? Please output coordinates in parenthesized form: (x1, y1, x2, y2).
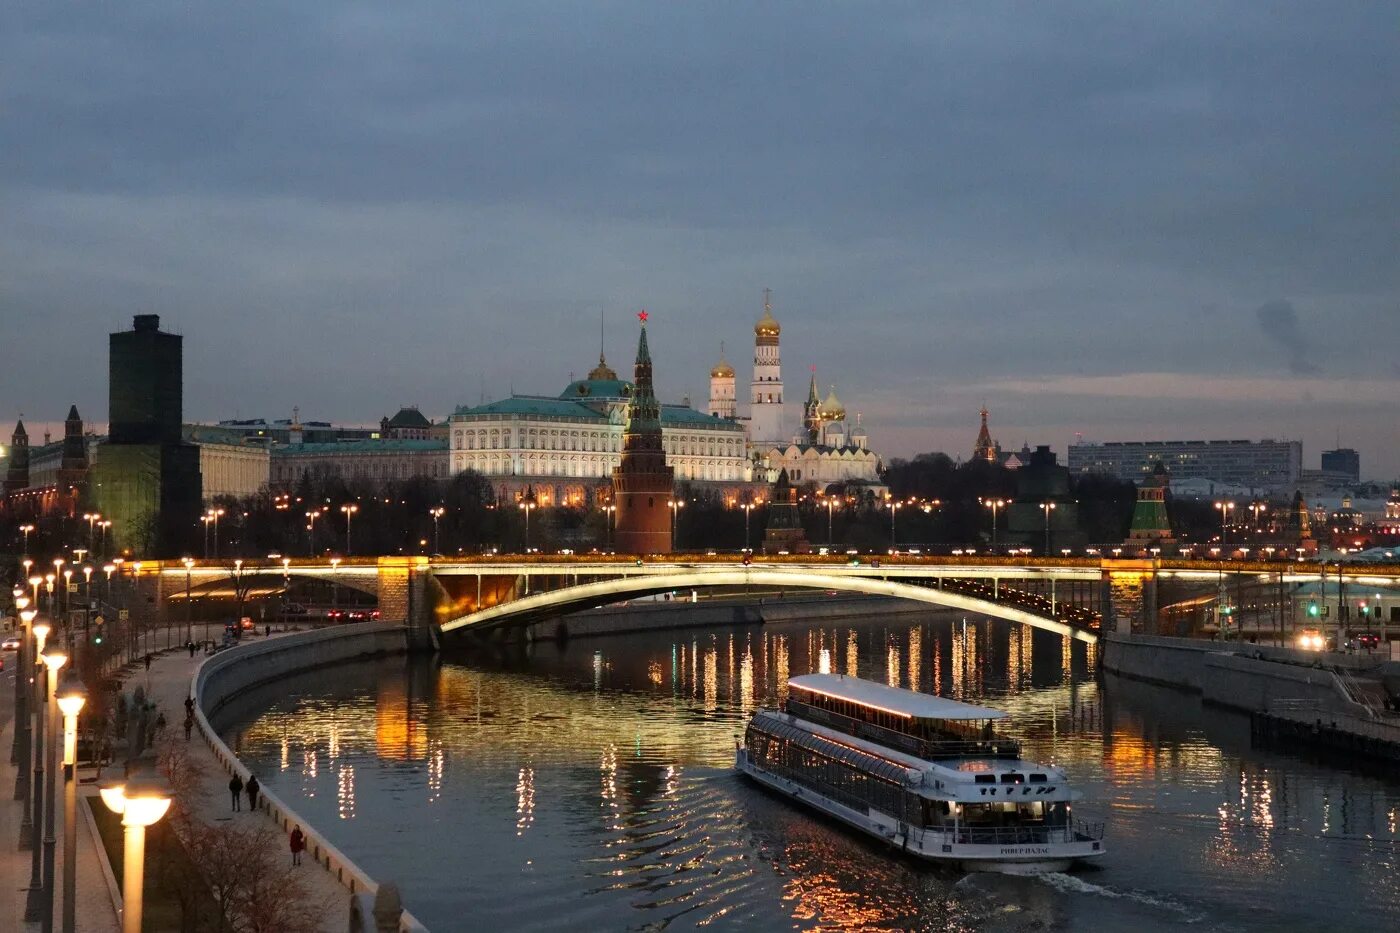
(806, 366, 819, 405)
(12, 418, 26, 442)
(974, 406, 998, 462)
(67, 404, 80, 422)
(636, 310, 652, 364)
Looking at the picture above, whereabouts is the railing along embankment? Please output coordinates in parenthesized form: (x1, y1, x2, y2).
(192, 622, 429, 932)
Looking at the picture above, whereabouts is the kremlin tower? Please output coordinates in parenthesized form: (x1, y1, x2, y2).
(4, 419, 29, 493)
(973, 407, 1000, 462)
(749, 289, 785, 445)
(612, 312, 675, 554)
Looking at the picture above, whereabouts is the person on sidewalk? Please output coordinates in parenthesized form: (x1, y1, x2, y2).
(229, 773, 244, 811)
(246, 774, 261, 811)
(188, 640, 197, 658)
(290, 825, 305, 866)
(184, 695, 195, 717)
(144, 652, 153, 672)
(184, 712, 194, 741)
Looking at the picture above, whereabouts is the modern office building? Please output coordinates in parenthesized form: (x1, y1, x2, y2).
(92, 315, 203, 556)
(1320, 448, 1361, 482)
(1068, 439, 1302, 490)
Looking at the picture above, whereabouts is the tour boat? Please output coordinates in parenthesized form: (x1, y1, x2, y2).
(736, 673, 1105, 873)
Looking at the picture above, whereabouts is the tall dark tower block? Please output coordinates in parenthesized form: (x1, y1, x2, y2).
(110, 313, 184, 444)
(94, 315, 202, 556)
(611, 312, 674, 554)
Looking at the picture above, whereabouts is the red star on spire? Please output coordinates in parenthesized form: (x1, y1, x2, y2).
(638, 310, 649, 323)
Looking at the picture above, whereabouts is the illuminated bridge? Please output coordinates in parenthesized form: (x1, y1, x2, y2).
(129, 554, 1400, 646)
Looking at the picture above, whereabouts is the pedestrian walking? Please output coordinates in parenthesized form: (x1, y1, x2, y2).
(265, 623, 272, 639)
(183, 712, 194, 741)
(154, 712, 167, 737)
(188, 640, 197, 658)
(184, 696, 195, 716)
(289, 825, 305, 865)
(144, 652, 153, 672)
(229, 773, 244, 811)
(246, 774, 261, 811)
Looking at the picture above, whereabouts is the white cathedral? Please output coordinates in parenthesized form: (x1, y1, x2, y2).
(709, 292, 883, 488)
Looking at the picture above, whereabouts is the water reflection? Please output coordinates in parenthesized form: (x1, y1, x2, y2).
(219, 614, 1400, 932)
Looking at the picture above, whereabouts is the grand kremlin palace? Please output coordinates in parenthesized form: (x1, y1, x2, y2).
(449, 358, 751, 508)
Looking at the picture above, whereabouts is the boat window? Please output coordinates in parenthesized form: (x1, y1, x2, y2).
(1000, 773, 1023, 784)
(1029, 773, 1047, 783)
(974, 775, 995, 784)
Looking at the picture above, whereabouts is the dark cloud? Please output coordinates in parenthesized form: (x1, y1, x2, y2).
(1254, 300, 1320, 375)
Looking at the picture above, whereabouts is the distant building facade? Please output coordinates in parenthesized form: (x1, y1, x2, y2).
(270, 439, 449, 486)
(1068, 439, 1302, 490)
(1319, 448, 1361, 482)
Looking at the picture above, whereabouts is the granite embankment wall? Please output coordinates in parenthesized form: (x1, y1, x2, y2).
(193, 623, 428, 932)
(1102, 632, 1370, 716)
(523, 594, 936, 641)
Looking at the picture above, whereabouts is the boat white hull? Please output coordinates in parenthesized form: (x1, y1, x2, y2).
(737, 751, 1104, 874)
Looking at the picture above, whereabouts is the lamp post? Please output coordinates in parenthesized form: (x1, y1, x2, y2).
(667, 499, 685, 552)
(56, 674, 86, 933)
(20, 523, 35, 555)
(39, 645, 67, 932)
(740, 502, 756, 552)
(981, 498, 1008, 550)
(429, 507, 445, 555)
(330, 557, 341, 611)
(1248, 501, 1267, 536)
(23, 621, 51, 921)
(821, 496, 840, 546)
(340, 503, 359, 556)
(201, 512, 214, 558)
(99, 772, 173, 933)
(82, 513, 99, 555)
(517, 500, 536, 553)
(15, 606, 36, 847)
(98, 520, 111, 560)
(182, 557, 195, 644)
(603, 504, 616, 549)
(210, 508, 224, 559)
(886, 499, 902, 549)
(305, 509, 323, 556)
(1214, 501, 1235, 552)
(1039, 501, 1058, 556)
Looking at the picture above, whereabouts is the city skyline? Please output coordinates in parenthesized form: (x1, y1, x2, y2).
(4, 5, 1397, 475)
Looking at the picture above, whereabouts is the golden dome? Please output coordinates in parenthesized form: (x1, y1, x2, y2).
(820, 387, 846, 421)
(755, 306, 780, 338)
(710, 357, 735, 379)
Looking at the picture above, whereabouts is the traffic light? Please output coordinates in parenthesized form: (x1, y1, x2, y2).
(93, 623, 104, 645)
(1308, 602, 1320, 617)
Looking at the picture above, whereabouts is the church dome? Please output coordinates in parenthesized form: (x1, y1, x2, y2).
(587, 353, 618, 382)
(820, 387, 846, 421)
(755, 306, 780, 338)
(710, 356, 735, 379)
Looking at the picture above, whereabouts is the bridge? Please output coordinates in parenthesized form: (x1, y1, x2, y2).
(126, 554, 1400, 646)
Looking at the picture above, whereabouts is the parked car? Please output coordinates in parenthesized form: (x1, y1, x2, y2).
(2, 636, 21, 651)
(1356, 632, 1381, 650)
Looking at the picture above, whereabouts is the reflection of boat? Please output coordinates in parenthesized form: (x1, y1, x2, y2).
(736, 673, 1106, 873)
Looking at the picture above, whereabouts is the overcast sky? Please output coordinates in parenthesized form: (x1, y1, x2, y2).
(3, 4, 1397, 478)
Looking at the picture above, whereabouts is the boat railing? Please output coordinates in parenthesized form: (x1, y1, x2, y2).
(786, 700, 1022, 760)
(940, 819, 1104, 846)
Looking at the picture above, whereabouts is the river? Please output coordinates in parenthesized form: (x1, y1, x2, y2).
(217, 612, 1400, 931)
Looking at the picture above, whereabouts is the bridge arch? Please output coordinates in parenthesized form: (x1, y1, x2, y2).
(440, 568, 1097, 642)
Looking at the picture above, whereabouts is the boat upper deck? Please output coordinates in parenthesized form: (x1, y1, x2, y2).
(787, 674, 1009, 723)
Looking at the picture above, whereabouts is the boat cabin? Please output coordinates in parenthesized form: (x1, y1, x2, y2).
(785, 673, 1021, 761)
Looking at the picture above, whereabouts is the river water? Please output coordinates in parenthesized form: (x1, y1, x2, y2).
(218, 613, 1400, 932)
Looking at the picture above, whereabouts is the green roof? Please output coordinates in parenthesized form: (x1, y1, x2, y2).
(273, 439, 447, 455)
(453, 396, 608, 420)
(560, 378, 633, 400)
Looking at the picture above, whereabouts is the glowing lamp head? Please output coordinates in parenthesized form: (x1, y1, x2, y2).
(98, 779, 128, 815)
(56, 674, 87, 717)
(15, 595, 29, 610)
(31, 620, 51, 642)
(120, 771, 174, 827)
(41, 646, 68, 673)
(29, 575, 42, 588)
(20, 609, 37, 625)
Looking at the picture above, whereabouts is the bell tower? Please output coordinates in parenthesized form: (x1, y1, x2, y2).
(749, 289, 784, 445)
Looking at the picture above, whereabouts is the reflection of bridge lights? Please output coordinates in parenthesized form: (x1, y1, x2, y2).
(703, 645, 718, 712)
(427, 741, 444, 803)
(908, 627, 922, 691)
(516, 766, 535, 835)
(593, 650, 603, 691)
(740, 647, 755, 712)
(280, 735, 289, 772)
(886, 643, 900, 688)
(818, 648, 831, 675)
(328, 726, 340, 761)
(845, 630, 858, 678)
(774, 636, 789, 703)
(337, 763, 356, 820)
(647, 660, 663, 686)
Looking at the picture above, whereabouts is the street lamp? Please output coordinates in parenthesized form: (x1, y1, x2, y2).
(429, 507, 445, 555)
(181, 557, 195, 644)
(603, 503, 616, 549)
(39, 645, 68, 933)
(305, 509, 323, 556)
(667, 499, 685, 552)
(83, 513, 100, 554)
(210, 508, 225, 559)
(1214, 501, 1235, 551)
(99, 771, 174, 933)
(1039, 501, 1057, 556)
(201, 512, 214, 558)
(1248, 501, 1267, 535)
(517, 500, 536, 553)
(740, 502, 757, 552)
(820, 496, 841, 546)
(20, 523, 34, 554)
(886, 499, 902, 549)
(981, 498, 1008, 550)
(98, 520, 111, 559)
(330, 556, 341, 610)
(340, 503, 359, 556)
(56, 674, 86, 933)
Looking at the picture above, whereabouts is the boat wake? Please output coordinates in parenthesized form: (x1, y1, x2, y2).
(1037, 872, 1205, 923)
